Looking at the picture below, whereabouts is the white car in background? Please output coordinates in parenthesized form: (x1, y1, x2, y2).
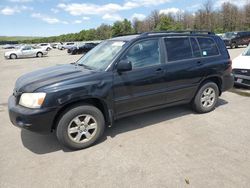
(37, 43, 52, 51)
(59, 42, 76, 50)
(232, 45, 250, 87)
(4, 45, 48, 59)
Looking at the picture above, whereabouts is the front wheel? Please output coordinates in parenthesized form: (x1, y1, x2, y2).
(56, 105, 105, 150)
(10, 54, 17, 59)
(192, 82, 219, 113)
(37, 52, 43, 58)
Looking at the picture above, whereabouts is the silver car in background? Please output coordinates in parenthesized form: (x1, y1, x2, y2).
(4, 45, 48, 59)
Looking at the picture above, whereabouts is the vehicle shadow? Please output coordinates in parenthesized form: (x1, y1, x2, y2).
(20, 98, 228, 154)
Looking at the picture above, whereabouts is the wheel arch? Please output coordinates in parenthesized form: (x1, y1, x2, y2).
(9, 53, 17, 59)
(51, 98, 112, 131)
(36, 51, 43, 56)
(197, 76, 222, 97)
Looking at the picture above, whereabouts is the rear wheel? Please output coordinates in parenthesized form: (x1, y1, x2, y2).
(10, 54, 17, 59)
(192, 82, 219, 113)
(56, 105, 105, 150)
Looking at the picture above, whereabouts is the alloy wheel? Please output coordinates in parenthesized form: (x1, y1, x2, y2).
(67, 114, 98, 143)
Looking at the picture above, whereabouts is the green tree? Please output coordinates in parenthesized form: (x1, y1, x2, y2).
(112, 19, 133, 36)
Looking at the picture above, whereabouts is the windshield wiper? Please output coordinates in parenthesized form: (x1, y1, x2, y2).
(77, 63, 94, 70)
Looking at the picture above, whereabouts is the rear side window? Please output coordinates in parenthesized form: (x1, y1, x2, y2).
(197, 37, 219, 57)
(164, 37, 193, 61)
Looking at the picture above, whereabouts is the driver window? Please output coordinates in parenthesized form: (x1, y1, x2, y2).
(23, 47, 31, 50)
(123, 39, 160, 69)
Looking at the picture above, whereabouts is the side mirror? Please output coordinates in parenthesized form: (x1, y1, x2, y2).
(117, 60, 132, 73)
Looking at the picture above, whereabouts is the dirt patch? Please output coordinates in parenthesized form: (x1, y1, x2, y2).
(0, 102, 8, 112)
(229, 88, 250, 97)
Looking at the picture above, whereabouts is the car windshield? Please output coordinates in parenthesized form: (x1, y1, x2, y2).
(242, 45, 250, 56)
(77, 40, 126, 70)
(224, 32, 237, 39)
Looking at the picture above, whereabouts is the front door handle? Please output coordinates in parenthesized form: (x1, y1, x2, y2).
(155, 68, 164, 74)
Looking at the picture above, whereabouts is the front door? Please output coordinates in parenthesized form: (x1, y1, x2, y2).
(113, 38, 167, 117)
(21, 46, 33, 57)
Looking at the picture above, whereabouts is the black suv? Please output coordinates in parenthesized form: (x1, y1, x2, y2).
(223, 31, 250, 49)
(8, 31, 234, 150)
(68, 43, 99, 55)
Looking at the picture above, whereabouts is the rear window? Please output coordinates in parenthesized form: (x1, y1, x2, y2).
(164, 37, 193, 61)
(197, 37, 219, 57)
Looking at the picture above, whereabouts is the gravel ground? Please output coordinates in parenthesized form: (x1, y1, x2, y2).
(0, 47, 249, 188)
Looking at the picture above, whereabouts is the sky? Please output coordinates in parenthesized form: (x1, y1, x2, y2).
(0, 0, 247, 37)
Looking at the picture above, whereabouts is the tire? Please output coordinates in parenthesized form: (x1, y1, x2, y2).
(230, 42, 236, 49)
(56, 105, 105, 150)
(37, 52, 43, 58)
(10, 54, 17, 59)
(192, 82, 219, 113)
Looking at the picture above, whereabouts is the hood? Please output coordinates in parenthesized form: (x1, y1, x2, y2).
(232, 55, 250, 70)
(15, 64, 95, 92)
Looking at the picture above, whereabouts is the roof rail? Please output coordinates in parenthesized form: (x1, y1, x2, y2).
(140, 30, 215, 37)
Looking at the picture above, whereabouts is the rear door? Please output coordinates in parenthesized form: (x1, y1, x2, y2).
(21, 46, 34, 57)
(163, 37, 205, 103)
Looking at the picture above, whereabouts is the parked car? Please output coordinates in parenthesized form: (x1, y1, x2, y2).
(67, 43, 99, 55)
(8, 31, 234, 150)
(4, 45, 48, 59)
(51, 42, 63, 49)
(222, 31, 250, 49)
(37, 43, 52, 51)
(59, 42, 76, 50)
(2, 44, 16, 49)
(232, 44, 250, 87)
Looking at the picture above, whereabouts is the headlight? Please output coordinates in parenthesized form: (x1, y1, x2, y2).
(19, 93, 46, 108)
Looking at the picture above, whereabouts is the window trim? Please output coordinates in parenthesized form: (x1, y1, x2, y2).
(190, 37, 202, 58)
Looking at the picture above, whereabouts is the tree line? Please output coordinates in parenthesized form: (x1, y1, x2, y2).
(24, 0, 250, 44)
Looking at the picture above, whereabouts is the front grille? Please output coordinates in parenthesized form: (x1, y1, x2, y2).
(232, 69, 250, 76)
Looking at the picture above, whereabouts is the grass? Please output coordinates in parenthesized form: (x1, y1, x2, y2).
(0, 36, 41, 42)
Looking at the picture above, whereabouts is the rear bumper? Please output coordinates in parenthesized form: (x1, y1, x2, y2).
(8, 95, 57, 134)
(221, 73, 234, 92)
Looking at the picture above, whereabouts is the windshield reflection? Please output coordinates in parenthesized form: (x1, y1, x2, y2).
(77, 40, 126, 71)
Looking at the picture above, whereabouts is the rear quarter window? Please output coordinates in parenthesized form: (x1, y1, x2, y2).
(197, 37, 219, 57)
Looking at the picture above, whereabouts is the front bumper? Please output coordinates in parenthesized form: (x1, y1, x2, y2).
(8, 95, 57, 134)
(234, 74, 250, 87)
